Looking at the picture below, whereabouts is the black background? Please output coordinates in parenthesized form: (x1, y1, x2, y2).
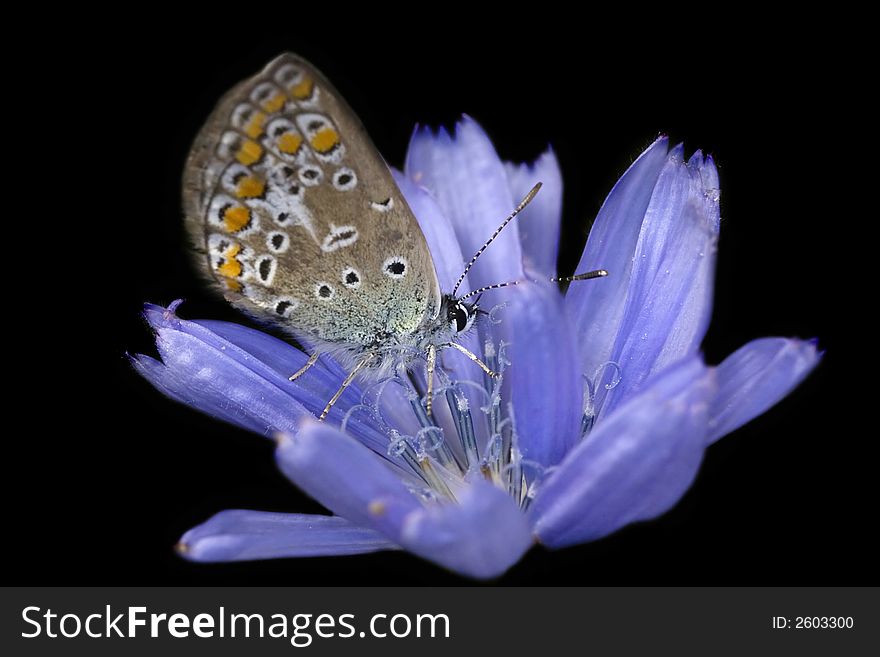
(15, 17, 862, 585)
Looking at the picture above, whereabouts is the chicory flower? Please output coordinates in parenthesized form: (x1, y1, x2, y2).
(132, 118, 820, 579)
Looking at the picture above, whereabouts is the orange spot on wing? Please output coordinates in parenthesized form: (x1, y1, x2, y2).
(262, 93, 287, 113)
(236, 139, 263, 165)
(224, 279, 243, 292)
(222, 206, 251, 233)
(311, 128, 339, 154)
(244, 111, 267, 138)
(290, 76, 314, 100)
(217, 244, 243, 279)
(218, 260, 242, 278)
(278, 132, 303, 154)
(235, 176, 265, 199)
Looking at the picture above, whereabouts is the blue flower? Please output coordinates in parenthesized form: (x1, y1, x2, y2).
(132, 118, 820, 579)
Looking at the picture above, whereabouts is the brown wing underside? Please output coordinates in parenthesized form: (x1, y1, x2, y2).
(182, 53, 441, 345)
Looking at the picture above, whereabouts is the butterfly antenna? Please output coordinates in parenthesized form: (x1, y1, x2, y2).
(459, 269, 608, 301)
(451, 182, 542, 297)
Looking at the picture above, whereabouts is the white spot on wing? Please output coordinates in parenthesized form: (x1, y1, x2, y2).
(298, 164, 323, 186)
(273, 63, 304, 87)
(272, 296, 298, 318)
(255, 255, 278, 286)
(250, 81, 285, 110)
(341, 266, 362, 289)
(314, 282, 335, 300)
(230, 102, 259, 131)
(321, 225, 359, 253)
(383, 255, 408, 279)
(371, 197, 394, 213)
(332, 167, 357, 191)
(267, 231, 290, 254)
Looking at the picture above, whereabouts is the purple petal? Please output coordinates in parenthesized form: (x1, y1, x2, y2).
(435, 328, 493, 452)
(598, 146, 721, 417)
(494, 282, 582, 467)
(565, 137, 669, 384)
(530, 356, 715, 548)
(405, 117, 522, 291)
(136, 304, 393, 453)
(393, 169, 469, 294)
(275, 422, 532, 578)
(149, 323, 312, 437)
(274, 421, 423, 536)
(400, 480, 532, 579)
(131, 353, 279, 435)
(504, 148, 563, 278)
(709, 337, 821, 444)
(191, 316, 421, 438)
(177, 510, 398, 561)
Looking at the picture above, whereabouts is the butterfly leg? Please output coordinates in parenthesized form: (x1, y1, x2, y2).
(448, 342, 498, 378)
(289, 351, 319, 382)
(425, 344, 437, 418)
(319, 356, 372, 421)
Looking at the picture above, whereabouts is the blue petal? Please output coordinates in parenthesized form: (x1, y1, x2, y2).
(191, 316, 421, 440)
(393, 169, 469, 294)
(177, 510, 398, 561)
(131, 353, 278, 435)
(493, 282, 581, 467)
(275, 422, 531, 578)
(400, 480, 532, 579)
(709, 337, 821, 444)
(596, 146, 721, 418)
(504, 148, 563, 278)
(274, 420, 423, 536)
(405, 117, 522, 291)
(150, 323, 311, 437)
(565, 137, 669, 388)
(530, 356, 715, 548)
(136, 304, 393, 453)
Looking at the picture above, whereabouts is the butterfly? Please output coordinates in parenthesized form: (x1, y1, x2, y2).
(183, 53, 605, 420)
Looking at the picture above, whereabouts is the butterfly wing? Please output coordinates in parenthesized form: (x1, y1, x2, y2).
(183, 53, 441, 348)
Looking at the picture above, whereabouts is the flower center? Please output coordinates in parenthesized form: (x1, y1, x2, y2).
(341, 337, 543, 510)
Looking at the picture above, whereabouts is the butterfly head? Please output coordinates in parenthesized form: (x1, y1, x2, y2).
(445, 295, 479, 335)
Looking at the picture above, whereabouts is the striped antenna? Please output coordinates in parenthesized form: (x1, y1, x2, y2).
(451, 182, 542, 297)
(458, 269, 608, 302)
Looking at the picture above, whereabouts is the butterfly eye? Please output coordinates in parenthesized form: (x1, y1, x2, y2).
(448, 302, 472, 333)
